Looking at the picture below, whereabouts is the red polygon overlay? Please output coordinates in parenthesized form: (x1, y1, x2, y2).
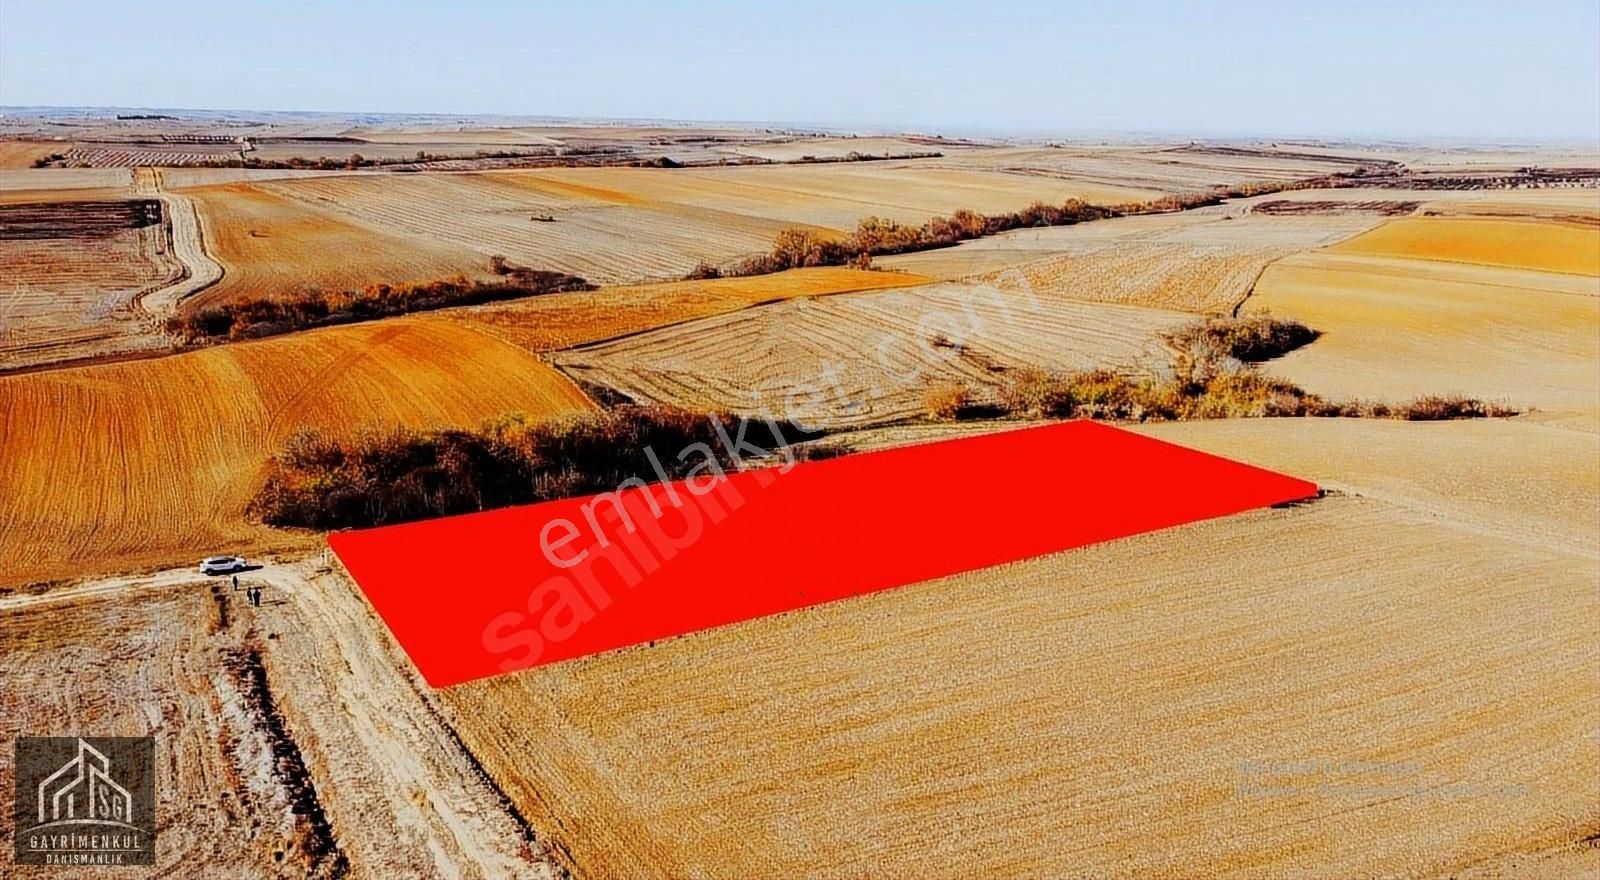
(329, 421, 1317, 687)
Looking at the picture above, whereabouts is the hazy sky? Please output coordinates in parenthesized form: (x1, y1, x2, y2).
(2, 0, 1597, 140)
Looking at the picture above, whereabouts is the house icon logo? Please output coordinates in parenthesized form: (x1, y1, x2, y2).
(13, 736, 157, 867)
(37, 738, 136, 826)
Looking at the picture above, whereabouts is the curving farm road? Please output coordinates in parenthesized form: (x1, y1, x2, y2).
(132, 167, 224, 318)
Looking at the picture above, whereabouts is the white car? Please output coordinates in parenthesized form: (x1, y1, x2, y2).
(199, 555, 248, 575)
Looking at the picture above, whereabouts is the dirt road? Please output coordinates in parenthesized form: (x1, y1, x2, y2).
(132, 167, 224, 317)
(0, 556, 556, 880)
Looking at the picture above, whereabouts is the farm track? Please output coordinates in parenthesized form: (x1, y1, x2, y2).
(0, 556, 558, 878)
(136, 170, 226, 316)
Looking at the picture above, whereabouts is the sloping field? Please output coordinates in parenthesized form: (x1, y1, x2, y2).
(553, 283, 1187, 427)
(185, 161, 1183, 290)
(1247, 250, 1600, 412)
(0, 318, 593, 586)
(545, 163, 1160, 229)
(1329, 215, 1600, 275)
(886, 211, 1383, 313)
(180, 181, 489, 304)
(441, 414, 1598, 879)
(246, 171, 784, 284)
(453, 266, 929, 352)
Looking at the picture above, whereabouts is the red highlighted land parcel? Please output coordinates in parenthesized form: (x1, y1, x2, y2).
(330, 420, 1317, 687)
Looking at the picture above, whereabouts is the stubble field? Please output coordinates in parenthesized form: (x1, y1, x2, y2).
(441, 417, 1598, 879)
(553, 282, 1188, 427)
(0, 318, 594, 586)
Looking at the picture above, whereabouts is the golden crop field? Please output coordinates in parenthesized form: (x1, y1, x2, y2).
(242, 171, 785, 284)
(2, 104, 1597, 880)
(0, 318, 593, 586)
(181, 181, 490, 304)
(1249, 241, 1600, 413)
(1329, 215, 1600, 275)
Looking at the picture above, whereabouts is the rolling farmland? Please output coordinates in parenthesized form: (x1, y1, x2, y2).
(453, 266, 930, 352)
(1247, 225, 1600, 414)
(0, 104, 1596, 880)
(0, 318, 593, 586)
(242, 172, 785, 284)
(182, 181, 490, 304)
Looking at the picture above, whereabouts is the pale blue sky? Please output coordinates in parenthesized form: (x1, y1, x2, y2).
(2, 0, 1597, 140)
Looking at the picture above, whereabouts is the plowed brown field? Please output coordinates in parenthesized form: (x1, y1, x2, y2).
(0, 318, 592, 586)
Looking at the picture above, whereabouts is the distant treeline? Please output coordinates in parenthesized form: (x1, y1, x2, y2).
(191, 148, 563, 171)
(251, 405, 823, 530)
(167, 260, 592, 344)
(687, 181, 1301, 279)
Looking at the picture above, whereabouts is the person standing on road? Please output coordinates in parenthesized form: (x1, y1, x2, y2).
(232, 573, 239, 591)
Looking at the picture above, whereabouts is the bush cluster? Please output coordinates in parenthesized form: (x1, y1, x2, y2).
(166, 268, 593, 343)
(1164, 314, 1321, 368)
(927, 316, 1513, 425)
(250, 406, 821, 530)
(986, 368, 1513, 423)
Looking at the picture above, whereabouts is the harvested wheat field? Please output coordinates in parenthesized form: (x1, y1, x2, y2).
(549, 162, 1161, 229)
(1245, 249, 1599, 412)
(553, 282, 1188, 427)
(1329, 215, 1600, 276)
(439, 415, 1598, 879)
(0, 199, 184, 367)
(177, 160, 1190, 290)
(883, 209, 1385, 313)
(0, 167, 134, 194)
(454, 266, 928, 352)
(0, 560, 556, 879)
(0, 139, 68, 169)
(0, 318, 592, 586)
(180, 180, 490, 304)
(714, 136, 946, 162)
(238, 171, 786, 284)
